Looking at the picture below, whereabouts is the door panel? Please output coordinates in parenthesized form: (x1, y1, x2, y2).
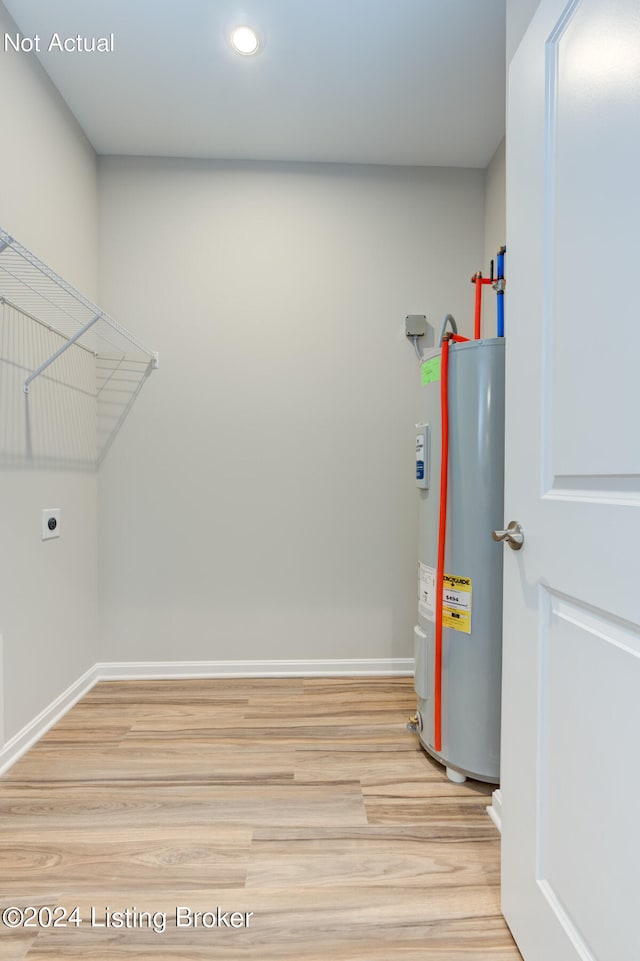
(548, 0, 640, 483)
(502, 1, 640, 959)
(539, 592, 640, 959)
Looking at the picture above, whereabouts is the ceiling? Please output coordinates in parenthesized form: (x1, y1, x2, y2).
(4, 0, 506, 168)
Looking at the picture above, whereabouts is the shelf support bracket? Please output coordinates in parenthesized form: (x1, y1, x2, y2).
(24, 313, 101, 393)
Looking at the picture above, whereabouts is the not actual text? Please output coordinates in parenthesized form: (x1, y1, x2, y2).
(4, 32, 115, 53)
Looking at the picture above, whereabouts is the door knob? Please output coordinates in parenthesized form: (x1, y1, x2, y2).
(492, 520, 524, 550)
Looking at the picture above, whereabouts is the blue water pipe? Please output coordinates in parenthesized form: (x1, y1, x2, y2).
(495, 245, 506, 337)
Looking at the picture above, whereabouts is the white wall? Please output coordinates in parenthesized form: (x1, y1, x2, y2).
(507, 0, 540, 63)
(97, 158, 485, 664)
(0, 1, 99, 741)
(484, 138, 506, 270)
(0, 9, 97, 290)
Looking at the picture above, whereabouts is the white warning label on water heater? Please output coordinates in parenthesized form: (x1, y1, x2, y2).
(418, 563, 436, 622)
(442, 574, 472, 634)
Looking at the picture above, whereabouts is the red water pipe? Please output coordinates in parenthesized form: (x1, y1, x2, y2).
(433, 332, 469, 753)
(473, 273, 482, 340)
(471, 273, 493, 340)
(434, 337, 450, 753)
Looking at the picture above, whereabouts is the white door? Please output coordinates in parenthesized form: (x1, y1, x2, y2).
(501, 1, 640, 959)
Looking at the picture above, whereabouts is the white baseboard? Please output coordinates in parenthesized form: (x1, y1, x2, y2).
(0, 658, 414, 775)
(96, 658, 414, 680)
(0, 664, 99, 777)
(487, 788, 502, 833)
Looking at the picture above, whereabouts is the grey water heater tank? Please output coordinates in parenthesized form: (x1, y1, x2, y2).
(414, 338, 505, 783)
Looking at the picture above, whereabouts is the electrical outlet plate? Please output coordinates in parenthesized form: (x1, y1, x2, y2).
(42, 508, 61, 540)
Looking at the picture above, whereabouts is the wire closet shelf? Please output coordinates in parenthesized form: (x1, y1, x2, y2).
(0, 226, 158, 393)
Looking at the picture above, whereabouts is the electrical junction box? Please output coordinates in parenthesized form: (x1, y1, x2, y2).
(405, 314, 428, 337)
(415, 424, 430, 489)
(405, 315, 435, 346)
(42, 508, 60, 540)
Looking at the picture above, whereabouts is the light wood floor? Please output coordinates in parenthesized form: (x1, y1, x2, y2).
(0, 677, 521, 959)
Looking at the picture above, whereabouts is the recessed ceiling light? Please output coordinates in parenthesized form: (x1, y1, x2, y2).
(230, 25, 260, 56)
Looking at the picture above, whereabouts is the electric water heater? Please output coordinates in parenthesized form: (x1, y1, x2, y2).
(414, 338, 505, 783)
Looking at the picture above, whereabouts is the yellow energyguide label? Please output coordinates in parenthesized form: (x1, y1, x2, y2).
(442, 573, 472, 634)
